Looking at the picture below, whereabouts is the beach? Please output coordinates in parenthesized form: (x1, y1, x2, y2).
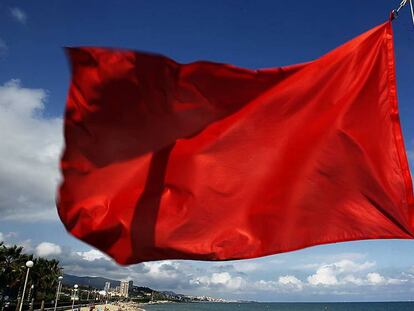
(69, 302, 145, 311)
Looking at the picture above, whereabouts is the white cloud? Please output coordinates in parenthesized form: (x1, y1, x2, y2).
(296, 253, 368, 270)
(308, 265, 338, 286)
(334, 259, 375, 273)
(307, 260, 376, 286)
(212, 272, 245, 290)
(366, 272, 385, 285)
(0, 80, 62, 221)
(59, 256, 195, 291)
(252, 279, 278, 291)
(363, 272, 406, 286)
(387, 278, 407, 285)
(211, 272, 232, 284)
(142, 261, 181, 280)
(305, 259, 407, 288)
(250, 275, 304, 292)
(10, 7, 27, 24)
(76, 249, 109, 261)
(0, 232, 18, 244)
(342, 275, 364, 286)
(278, 275, 303, 290)
(190, 272, 246, 291)
(17, 239, 34, 253)
(35, 242, 62, 257)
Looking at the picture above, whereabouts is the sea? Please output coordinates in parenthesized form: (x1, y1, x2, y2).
(141, 302, 414, 311)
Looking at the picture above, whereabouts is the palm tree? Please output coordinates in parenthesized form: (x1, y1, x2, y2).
(0, 243, 31, 300)
(0, 243, 63, 308)
(30, 257, 62, 301)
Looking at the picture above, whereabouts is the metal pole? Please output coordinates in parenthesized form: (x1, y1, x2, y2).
(53, 278, 62, 311)
(58, 282, 62, 299)
(71, 289, 75, 311)
(18, 267, 30, 311)
(71, 285, 78, 311)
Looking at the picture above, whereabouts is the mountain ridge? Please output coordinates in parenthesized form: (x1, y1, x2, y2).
(62, 273, 228, 303)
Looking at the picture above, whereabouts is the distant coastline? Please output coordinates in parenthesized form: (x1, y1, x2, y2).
(137, 301, 414, 311)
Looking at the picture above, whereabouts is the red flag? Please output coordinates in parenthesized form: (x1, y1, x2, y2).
(58, 21, 414, 265)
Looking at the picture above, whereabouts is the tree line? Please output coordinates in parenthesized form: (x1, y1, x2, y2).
(0, 242, 62, 308)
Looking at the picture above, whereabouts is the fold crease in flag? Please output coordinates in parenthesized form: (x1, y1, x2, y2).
(58, 21, 414, 264)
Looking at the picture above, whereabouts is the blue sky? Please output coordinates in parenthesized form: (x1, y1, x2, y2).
(1, 0, 414, 302)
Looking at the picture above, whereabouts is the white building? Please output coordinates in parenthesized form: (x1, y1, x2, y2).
(104, 282, 110, 292)
(119, 281, 129, 298)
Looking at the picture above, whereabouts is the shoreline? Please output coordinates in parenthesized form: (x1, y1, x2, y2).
(69, 302, 145, 311)
(65, 300, 414, 311)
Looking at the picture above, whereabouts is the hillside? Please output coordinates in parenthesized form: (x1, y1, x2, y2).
(62, 274, 227, 303)
(63, 274, 119, 289)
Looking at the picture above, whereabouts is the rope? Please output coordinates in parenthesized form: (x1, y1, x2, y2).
(395, 0, 409, 15)
(392, 0, 414, 26)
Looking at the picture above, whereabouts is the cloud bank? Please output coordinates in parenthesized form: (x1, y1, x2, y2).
(2, 230, 414, 302)
(0, 80, 62, 221)
(35, 242, 62, 257)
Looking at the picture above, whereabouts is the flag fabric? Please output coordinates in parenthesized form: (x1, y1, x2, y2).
(58, 21, 414, 265)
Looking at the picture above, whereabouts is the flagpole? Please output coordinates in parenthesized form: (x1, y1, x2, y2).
(409, 0, 414, 26)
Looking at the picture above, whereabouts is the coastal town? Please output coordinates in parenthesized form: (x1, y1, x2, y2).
(0, 241, 228, 311)
(62, 274, 229, 304)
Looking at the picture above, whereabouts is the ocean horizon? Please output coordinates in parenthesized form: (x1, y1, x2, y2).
(140, 301, 414, 311)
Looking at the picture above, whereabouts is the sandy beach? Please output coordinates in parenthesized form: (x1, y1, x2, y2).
(66, 302, 145, 311)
